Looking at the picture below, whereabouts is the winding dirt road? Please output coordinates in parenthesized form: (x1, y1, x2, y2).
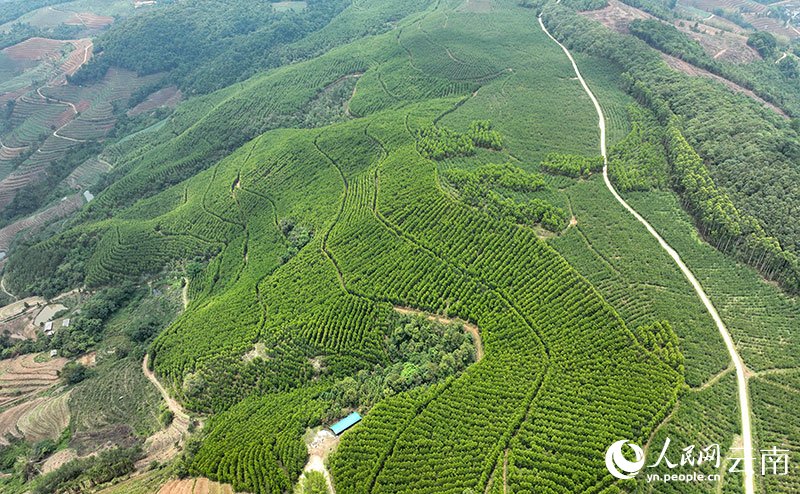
(139, 354, 191, 469)
(539, 12, 755, 494)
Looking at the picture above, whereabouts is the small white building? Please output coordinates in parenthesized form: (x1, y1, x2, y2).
(62, 318, 70, 327)
(45, 329, 54, 336)
(49, 350, 58, 357)
(44, 321, 53, 331)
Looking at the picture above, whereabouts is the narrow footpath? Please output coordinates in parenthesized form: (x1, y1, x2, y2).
(538, 12, 755, 494)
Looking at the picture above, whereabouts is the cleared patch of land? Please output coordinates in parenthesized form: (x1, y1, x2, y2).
(0, 353, 67, 409)
(16, 390, 71, 443)
(298, 428, 338, 494)
(34, 303, 67, 326)
(127, 86, 182, 116)
(0, 397, 45, 445)
(65, 13, 115, 29)
(271, 1, 307, 12)
(581, 0, 652, 34)
(1, 37, 65, 61)
(157, 478, 235, 494)
(0, 194, 84, 254)
(41, 448, 78, 474)
(136, 355, 192, 469)
(69, 358, 161, 440)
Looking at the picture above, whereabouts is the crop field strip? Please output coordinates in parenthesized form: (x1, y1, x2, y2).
(0, 193, 83, 252)
(69, 358, 162, 438)
(15, 390, 70, 443)
(624, 191, 800, 374)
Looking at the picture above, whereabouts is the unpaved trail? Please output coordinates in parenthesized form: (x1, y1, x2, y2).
(539, 12, 756, 494)
(139, 354, 192, 469)
(142, 354, 189, 425)
(181, 277, 189, 309)
(393, 305, 484, 361)
(36, 84, 87, 143)
(0, 276, 16, 301)
(299, 429, 338, 494)
(775, 52, 787, 64)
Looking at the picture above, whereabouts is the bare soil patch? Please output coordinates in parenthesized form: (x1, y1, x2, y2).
(0, 353, 67, 409)
(41, 448, 78, 474)
(70, 423, 142, 456)
(298, 428, 339, 494)
(674, 20, 760, 63)
(78, 352, 97, 367)
(2, 38, 64, 61)
(242, 342, 267, 363)
(65, 13, 115, 29)
(581, 0, 653, 33)
(0, 296, 44, 320)
(157, 478, 234, 494)
(583, 0, 758, 64)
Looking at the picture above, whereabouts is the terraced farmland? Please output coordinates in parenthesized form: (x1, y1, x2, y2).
(69, 358, 162, 438)
(0, 68, 161, 209)
(0, 194, 84, 253)
(1, 37, 65, 62)
(0, 353, 67, 409)
(0, 397, 45, 445)
(64, 157, 112, 189)
(15, 390, 71, 443)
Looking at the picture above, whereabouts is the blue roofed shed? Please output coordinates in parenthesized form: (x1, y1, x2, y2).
(330, 412, 361, 435)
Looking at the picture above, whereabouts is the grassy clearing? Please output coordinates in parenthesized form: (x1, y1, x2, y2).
(573, 53, 634, 148)
(272, 1, 308, 12)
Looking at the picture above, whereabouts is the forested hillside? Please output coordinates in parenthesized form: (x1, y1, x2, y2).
(1, 0, 799, 492)
(542, 3, 800, 294)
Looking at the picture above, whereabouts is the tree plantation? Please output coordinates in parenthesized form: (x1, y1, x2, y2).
(1, 0, 799, 492)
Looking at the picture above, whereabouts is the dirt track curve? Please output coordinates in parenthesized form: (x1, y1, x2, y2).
(139, 354, 191, 469)
(539, 11, 755, 494)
